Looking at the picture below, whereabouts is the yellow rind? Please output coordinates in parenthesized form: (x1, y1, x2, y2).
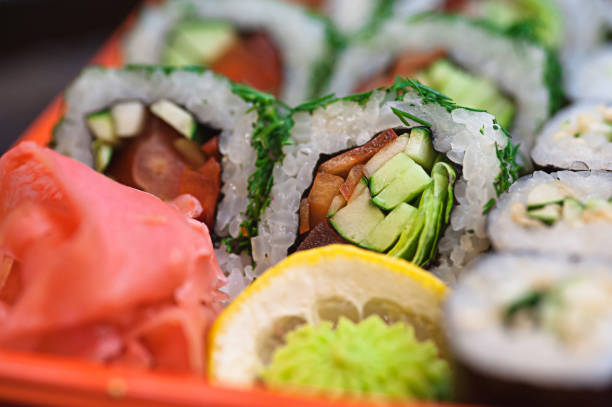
(207, 244, 448, 377)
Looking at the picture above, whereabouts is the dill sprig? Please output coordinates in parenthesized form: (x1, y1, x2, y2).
(223, 84, 293, 254)
(494, 141, 521, 196)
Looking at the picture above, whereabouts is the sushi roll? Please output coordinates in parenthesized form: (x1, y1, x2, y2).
(123, 0, 338, 104)
(446, 253, 612, 407)
(444, 0, 606, 65)
(487, 170, 612, 259)
(53, 66, 289, 260)
(566, 47, 612, 102)
(531, 103, 612, 171)
(221, 79, 518, 288)
(325, 13, 563, 168)
(317, 0, 441, 36)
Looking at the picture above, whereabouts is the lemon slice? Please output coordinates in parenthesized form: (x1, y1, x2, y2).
(207, 244, 448, 386)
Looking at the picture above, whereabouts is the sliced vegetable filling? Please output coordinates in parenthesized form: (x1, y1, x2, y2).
(511, 181, 612, 227)
(296, 127, 456, 267)
(86, 100, 221, 230)
(445, 0, 564, 49)
(162, 20, 283, 96)
(355, 50, 516, 128)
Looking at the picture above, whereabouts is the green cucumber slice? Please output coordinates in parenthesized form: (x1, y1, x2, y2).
(371, 157, 432, 210)
(526, 182, 568, 209)
(166, 20, 237, 65)
(330, 188, 384, 245)
(86, 110, 116, 143)
(150, 99, 197, 139)
(527, 204, 561, 225)
(360, 203, 418, 253)
(404, 128, 437, 172)
(92, 140, 114, 173)
(561, 198, 584, 223)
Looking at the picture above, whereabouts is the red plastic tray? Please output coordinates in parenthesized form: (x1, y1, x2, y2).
(8, 4, 460, 406)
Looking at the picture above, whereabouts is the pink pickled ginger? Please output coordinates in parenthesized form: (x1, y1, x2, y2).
(0, 142, 227, 374)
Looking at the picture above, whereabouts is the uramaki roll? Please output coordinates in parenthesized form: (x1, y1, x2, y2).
(53, 66, 290, 269)
(123, 0, 338, 104)
(325, 13, 563, 168)
(220, 79, 518, 290)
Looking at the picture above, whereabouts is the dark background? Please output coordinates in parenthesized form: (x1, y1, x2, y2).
(0, 0, 140, 153)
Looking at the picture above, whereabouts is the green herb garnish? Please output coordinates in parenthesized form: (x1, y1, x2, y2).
(223, 85, 293, 254)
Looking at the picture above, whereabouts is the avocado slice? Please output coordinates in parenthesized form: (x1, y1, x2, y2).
(360, 203, 418, 252)
(527, 203, 561, 225)
(411, 162, 456, 266)
(371, 157, 432, 211)
(526, 182, 567, 209)
(92, 140, 114, 173)
(387, 211, 425, 261)
(86, 110, 117, 144)
(404, 127, 437, 172)
(329, 187, 384, 245)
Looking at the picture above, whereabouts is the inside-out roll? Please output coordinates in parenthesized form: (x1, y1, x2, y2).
(325, 13, 563, 168)
(220, 79, 519, 292)
(446, 253, 612, 407)
(123, 0, 337, 104)
(531, 103, 612, 171)
(487, 170, 612, 259)
(53, 66, 289, 265)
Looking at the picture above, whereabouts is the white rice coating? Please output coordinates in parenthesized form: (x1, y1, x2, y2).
(247, 89, 508, 285)
(488, 170, 612, 258)
(324, 0, 440, 35)
(54, 67, 257, 260)
(325, 16, 552, 168)
(532, 103, 612, 170)
(123, 0, 329, 105)
(566, 47, 612, 103)
(447, 253, 612, 387)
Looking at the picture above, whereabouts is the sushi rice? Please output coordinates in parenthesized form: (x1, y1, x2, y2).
(531, 103, 612, 171)
(123, 0, 333, 105)
(325, 14, 562, 168)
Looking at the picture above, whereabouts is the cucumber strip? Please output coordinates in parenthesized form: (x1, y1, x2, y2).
(405, 127, 437, 172)
(92, 140, 114, 173)
(86, 110, 117, 143)
(150, 99, 197, 139)
(330, 188, 384, 244)
(360, 203, 418, 253)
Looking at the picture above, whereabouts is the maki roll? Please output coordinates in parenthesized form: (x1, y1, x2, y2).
(53, 66, 288, 257)
(325, 13, 563, 167)
(444, 0, 606, 65)
(222, 79, 518, 287)
(446, 253, 612, 407)
(487, 170, 612, 259)
(312, 0, 441, 36)
(566, 47, 612, 102)
(531, 103, 612, 171)
(123, 0, 337, 104)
